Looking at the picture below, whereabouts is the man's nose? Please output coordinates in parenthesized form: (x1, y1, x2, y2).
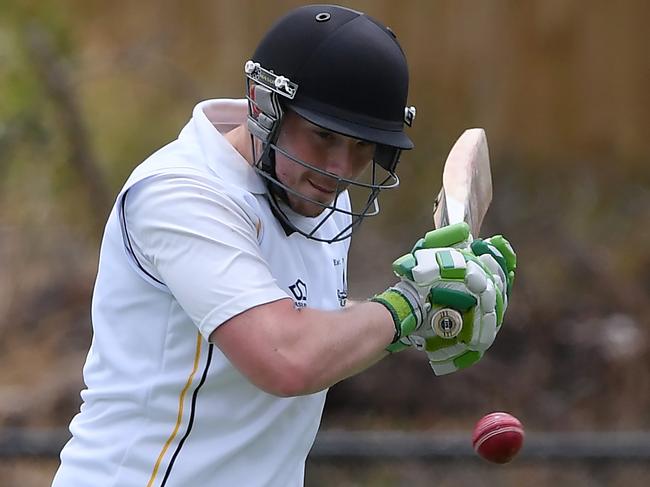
(324, 143, 356, 178)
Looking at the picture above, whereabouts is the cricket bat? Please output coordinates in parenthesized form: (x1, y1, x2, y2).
(429, 128, 492, 338)
(433, 128, 492, 237)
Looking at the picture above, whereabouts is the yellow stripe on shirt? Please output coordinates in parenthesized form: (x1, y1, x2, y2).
(146, 331, 203, 487)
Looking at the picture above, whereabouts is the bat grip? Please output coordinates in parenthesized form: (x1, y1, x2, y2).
(430, 308, 463, 339)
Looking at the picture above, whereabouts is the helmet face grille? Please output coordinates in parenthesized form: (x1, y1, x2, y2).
(260, 153, 399, 243)
(245, 73, 400, 243)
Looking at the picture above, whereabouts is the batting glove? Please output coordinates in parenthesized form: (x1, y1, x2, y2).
(371, 222, 473, 353)
(372, 223, 516, 375)
(422, 232, 516, 375)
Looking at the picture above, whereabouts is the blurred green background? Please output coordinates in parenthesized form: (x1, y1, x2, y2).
(1, 0, 649, 485)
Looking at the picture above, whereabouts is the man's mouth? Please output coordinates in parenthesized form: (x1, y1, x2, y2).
(307, 179, 337, 195)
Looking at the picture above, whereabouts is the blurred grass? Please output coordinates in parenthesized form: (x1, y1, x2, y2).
(2, 458, 650, 487)
(305, 460, 650, 487)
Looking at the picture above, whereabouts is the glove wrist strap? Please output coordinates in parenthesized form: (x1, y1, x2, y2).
(371, 285, 422, 351)
(370, 293, 404, 344)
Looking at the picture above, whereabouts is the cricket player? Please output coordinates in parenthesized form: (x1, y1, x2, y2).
(52, 5, 516, 486)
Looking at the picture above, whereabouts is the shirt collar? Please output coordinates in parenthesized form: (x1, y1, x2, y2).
(185, 99, 267, 194)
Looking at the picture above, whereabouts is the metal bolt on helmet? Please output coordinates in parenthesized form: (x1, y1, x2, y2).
(245, 5, 416, 243)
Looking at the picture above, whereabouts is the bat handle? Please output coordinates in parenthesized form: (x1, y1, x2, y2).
(430, 308, 463, 339)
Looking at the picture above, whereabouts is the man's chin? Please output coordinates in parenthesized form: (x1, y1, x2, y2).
(295, 205, 326, 218)
(284, 192, 336, 217)
(291, 199, 333, 218)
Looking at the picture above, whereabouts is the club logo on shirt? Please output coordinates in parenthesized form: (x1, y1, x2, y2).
(334, 257, 348, 307)
(289, 279, 308, 308)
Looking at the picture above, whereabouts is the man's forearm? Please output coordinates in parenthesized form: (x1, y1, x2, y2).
(292, 301, 394, 394)
(212, 298, 396, 397)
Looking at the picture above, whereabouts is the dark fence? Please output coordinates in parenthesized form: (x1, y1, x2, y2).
(3, 428, 650, 462)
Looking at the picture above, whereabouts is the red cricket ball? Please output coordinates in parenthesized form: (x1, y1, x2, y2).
(472, 411, 524, 464)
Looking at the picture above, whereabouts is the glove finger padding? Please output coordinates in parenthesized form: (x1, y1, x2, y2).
(419, 253, 499, 357)
(411, 222, 472, 253)
(471, 236, 516, 297)
(429, 350, 484, 376)
(413, 248, 478, 348)
(426, 235, 517, 376)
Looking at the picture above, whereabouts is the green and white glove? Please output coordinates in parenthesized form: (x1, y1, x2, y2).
(422, 232, 516, 375)
(371, 223, 516, 375)
(371, 222, 474, 352)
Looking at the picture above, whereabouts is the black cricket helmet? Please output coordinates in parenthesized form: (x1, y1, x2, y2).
(245, 4, 416, 242)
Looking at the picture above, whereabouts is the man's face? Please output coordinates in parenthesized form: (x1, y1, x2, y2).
(274, 111, 376, 217)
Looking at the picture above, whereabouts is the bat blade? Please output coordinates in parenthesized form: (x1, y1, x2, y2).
(433, 128, 492, 237)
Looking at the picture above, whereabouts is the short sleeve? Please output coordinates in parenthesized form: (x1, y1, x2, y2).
(123, 174, 289, 339)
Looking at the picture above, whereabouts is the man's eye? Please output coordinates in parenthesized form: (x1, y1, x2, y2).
(316, 131, 333, 140)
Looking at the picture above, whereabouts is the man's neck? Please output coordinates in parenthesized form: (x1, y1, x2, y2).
(224, 124, 255, 166)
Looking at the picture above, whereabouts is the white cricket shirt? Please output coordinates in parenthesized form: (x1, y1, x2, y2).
(52, 99, 351, 487)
